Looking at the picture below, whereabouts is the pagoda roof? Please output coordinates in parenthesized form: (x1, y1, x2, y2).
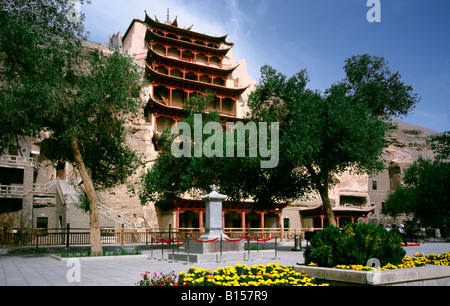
(144, 11, 234, 46)
(146, 47, 239, 78)
(146, 64, 249, 99)
(145, 28, 232, 57)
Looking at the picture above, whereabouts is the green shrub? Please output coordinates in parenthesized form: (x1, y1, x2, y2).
(306, 223, 406, 267)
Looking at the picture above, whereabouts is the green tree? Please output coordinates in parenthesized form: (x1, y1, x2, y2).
(0, 1, 143, 255)
(139, 92, 307, 210)
(382, 157, 450, 227)
(248, 66, 391, 226)
(0, 0, 89, 151)
(342, 54, 420, 117)
(427, 131, 450, 161)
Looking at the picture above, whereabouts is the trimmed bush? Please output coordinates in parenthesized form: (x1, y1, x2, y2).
(306, 223, 406, 267)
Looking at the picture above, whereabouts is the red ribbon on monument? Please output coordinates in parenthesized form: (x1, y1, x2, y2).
(224, 235, 248, 242)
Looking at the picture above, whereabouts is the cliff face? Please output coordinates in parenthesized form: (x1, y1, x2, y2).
(383, 118, 438, 165)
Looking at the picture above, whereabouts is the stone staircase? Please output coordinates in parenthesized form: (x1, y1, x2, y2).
(56, 178, 139, 230)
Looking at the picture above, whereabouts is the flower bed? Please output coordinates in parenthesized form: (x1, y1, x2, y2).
(138, 271, 180, 286)
(297, 252, 450, 286)
(332, 252, 450, 271)
(137, 253, 450, 286)
(137, 263, 329, 286)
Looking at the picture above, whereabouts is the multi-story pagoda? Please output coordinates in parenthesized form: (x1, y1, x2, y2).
(121, 11, 290, 229)
(123, 10, 252, 135)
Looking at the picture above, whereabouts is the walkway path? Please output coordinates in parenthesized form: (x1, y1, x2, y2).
(0, 242, 448, 286)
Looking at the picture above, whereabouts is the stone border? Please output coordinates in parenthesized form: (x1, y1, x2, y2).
(294, 265, 450, 286)
(50, 254, 149, 262)
(167, 250, 274, 263)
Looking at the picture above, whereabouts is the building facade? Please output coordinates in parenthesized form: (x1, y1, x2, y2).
(0, 136, 58, 229)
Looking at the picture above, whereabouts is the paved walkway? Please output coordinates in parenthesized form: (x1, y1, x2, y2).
(0, 242, 449, 286)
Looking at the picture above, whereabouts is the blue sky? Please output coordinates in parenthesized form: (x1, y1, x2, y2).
(82, 0, 449, 133)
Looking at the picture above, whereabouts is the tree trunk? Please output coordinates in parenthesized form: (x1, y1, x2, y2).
(317, 175, 337, 227)
(307, 166, 337, 228)
(71, 139, 103, 256)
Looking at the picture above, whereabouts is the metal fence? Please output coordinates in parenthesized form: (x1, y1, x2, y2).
(1, 225, 320, 248)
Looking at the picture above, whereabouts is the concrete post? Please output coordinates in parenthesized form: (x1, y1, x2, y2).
(21, 166, 34, 229)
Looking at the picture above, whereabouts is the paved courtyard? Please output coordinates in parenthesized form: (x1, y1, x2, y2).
(0, 242, 449, 286)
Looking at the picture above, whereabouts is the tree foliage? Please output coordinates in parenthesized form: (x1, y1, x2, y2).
(139, 93, 304, 210)
(0, 0, 89, 151)
(141, 54, 419, 223)
(41, 50, 144, 190)
(247, 64, 393, 225)
(427, 131, 450, 161)
(1, 0, 143, 190)
(306, 223, 405, 267)
(342, 54, 420, 118)
(0, 0, 143, 255)
(382, 157, 450, 227)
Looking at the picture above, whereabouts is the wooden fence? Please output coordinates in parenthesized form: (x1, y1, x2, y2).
(1, 225, 321, 248)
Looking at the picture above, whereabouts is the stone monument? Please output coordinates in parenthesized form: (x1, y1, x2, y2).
(169, 185, 245, 262)
(188, 185, 243, 254)
(198, 184, 228, 240)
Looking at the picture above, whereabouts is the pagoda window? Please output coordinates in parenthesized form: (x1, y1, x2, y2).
(153, 86, 170, 104)
(170, 69, 182, 78)
(207, 43, 218, 49)
(167, 47, 180, 58)
(153, 44, 166, 55)
(208, 97, 220, 111)
(166, 33, 178, 40)
(155, 66, 168, 75)
(196, 54, 208, 64)
(172, 89, 187, 107)
(194, 40, 206, 46)
(156, 116, 175, 133)
(181, 51, 194, 62)
(199, 75, 211, 84)
(213, 77, 225, 86)
(222, 98, 236, 114)
(185, 72, 198, 81)
(210, 56, 221, 68)
(181, 37, 192, 43)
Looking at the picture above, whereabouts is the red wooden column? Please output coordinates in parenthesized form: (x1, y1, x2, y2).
(199, 210, 203, 228)
(260, 212, 265, 229)
(175, 209, 180, 229)
(213, 95, 224, 113)
(241, 211, 246, 229)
